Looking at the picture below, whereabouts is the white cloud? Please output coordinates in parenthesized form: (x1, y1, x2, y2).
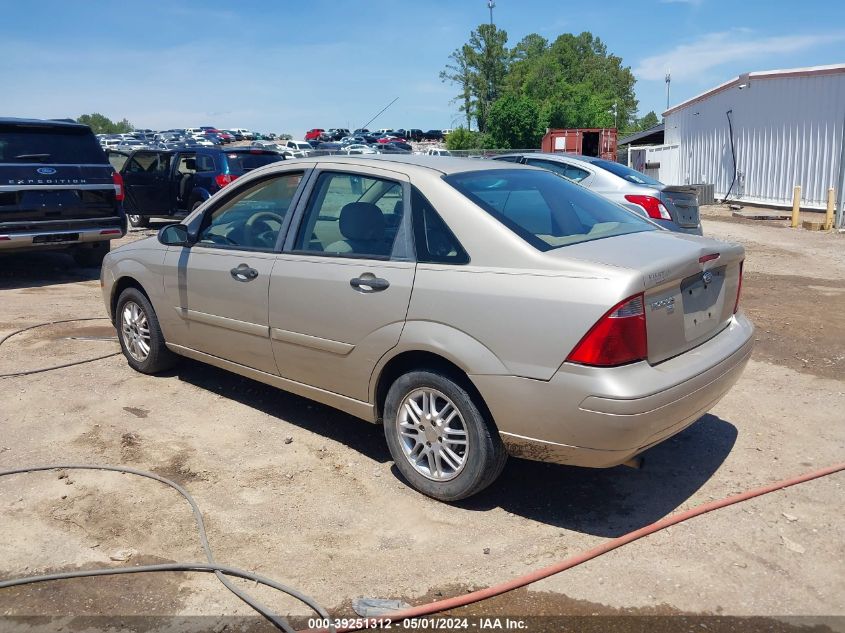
(634, 30, 845, 81)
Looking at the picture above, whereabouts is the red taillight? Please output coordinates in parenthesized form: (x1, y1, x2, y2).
(625, 195, 671, 221)
(215, 173, 236, 188)
(99, 229, 121, 235)
(733, 261, 744, 314)
(112, 171, 124, 201)
(567, 294, 648, 367)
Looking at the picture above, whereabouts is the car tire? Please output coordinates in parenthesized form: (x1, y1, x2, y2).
(115, 287, 177, 374)
(384, 369, 507, 501)
(127, 214, 150, 228)
(71, 241, 110, 267)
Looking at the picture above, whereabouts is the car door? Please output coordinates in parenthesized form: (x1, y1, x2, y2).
(121, 151, 174, 216)
(270, 165, 415, 401)
(161, 169, 308, 374)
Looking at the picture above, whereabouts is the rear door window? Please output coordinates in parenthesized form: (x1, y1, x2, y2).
(525, 158, 591, 183)
(293, 171, 405, 259)
(125, 152, 170, 174)
(445, 169, 655, 251)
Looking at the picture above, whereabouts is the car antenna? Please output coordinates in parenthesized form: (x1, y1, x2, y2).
(357, 96, 399, 132)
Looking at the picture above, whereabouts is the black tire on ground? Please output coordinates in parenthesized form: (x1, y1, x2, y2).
(115, 287, 178, 374)
(71, 241, 110, 267)
(383, 369, 507, 501)
(128, 214, 150, 228)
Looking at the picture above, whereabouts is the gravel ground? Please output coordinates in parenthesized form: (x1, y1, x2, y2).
(0, 215, 843, 632)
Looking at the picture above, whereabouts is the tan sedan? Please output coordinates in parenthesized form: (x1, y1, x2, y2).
(101, 156, 753, 500)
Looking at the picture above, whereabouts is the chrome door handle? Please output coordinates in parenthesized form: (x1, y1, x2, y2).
(230, 264, 258, 282)
(350, 276, 389, 292)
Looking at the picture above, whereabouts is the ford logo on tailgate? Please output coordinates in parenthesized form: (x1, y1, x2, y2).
(36, 167, 57, 175)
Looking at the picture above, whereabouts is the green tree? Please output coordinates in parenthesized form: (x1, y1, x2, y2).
(76, 113, 133, 134)
(439, 45, 475, 129)
(445, 127, 481, 150)
(441, 24, 509, 132)
(638, 111, 660, 130)
(486, 94, 542, 149)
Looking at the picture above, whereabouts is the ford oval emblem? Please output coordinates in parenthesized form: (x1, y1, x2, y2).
(702, 271, 713, 284)
(36, 167, 57, 175)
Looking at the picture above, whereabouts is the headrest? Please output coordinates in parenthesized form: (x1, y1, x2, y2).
(184, 158, 197, 170)
(339, 202, 384, 241)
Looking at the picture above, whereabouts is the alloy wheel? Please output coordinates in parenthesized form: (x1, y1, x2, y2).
(121, 300, 151, 362)
(395, 388, 469, 481)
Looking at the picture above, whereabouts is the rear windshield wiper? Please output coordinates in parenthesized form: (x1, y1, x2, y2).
(14, 153, 52, 162)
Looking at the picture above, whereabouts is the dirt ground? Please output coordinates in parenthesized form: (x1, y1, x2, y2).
(0, 214, 843, 632)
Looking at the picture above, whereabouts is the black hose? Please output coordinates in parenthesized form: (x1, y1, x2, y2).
(0, 464, 334, 633)
(722, 109, 738, 203)
(0, 317, 120, 378)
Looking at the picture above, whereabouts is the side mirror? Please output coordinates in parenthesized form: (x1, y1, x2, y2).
(158, 223, 192, 247)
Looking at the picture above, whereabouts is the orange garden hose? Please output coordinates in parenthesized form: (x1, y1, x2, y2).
(329, 462, 845, 631)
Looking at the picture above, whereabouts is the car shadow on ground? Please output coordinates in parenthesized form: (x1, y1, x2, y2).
(171, 358, 391, 464)
(455, 413, 738, 536)
(171, 359, 737, 536)
(0, 251, 100, 290)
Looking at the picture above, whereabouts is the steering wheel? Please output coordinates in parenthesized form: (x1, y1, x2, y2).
(245, 211, 284, 248)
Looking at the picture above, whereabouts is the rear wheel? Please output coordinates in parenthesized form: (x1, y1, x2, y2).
(127, 214, 150, 228)
(384, 370, 507, 501)
(115, 287, 177, 374)
(71, 241, 110, 267)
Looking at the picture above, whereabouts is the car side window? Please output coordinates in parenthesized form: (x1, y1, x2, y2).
(196, 154, 216, 171)
(197, 172, 303, 251)
(126, 152, 169, 174)
(525, 158, 590, 183)
(293, 171, 404, 260)
(411, 186, 469, 264)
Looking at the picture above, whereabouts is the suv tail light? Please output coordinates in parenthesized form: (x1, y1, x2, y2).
(112, 171, 124, 201)
(215, 173, 237, 188)
(734, 261, 744, 314)
(625, 195, 671, 221)
(567, 294, 647, 367)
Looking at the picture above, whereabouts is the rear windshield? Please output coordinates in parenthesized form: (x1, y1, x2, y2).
(591, 159, 664, 187)
(224, 152, 283, 175)
(0, 124, 107, 164)
(444, 169, 655, 250)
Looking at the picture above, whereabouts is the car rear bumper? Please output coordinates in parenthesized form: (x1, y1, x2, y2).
(0, 222, 125, 251)
(470, 313, 754, 467)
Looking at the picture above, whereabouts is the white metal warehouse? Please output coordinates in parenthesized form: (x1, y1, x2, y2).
(635, 64, 845, 223)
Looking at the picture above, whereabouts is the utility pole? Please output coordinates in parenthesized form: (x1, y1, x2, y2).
(665, 70, 671, 110)
(488, 0, 495, 26)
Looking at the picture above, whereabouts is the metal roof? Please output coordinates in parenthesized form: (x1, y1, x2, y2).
(663, 63, 845, 116)
(618, 123, 665, 147)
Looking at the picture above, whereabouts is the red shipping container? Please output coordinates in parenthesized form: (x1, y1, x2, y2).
(540, 128, 617, 160)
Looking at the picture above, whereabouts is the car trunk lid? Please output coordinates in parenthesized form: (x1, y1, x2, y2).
(551, 231, 743, 364)
(659, 185, 700, 228)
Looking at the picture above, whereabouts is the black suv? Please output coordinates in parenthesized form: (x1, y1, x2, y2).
(0, 117, 126, 266)
(109, 146, 284, 227)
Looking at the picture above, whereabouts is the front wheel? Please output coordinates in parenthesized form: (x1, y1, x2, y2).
(384, 370, 507, 501)
(115, 287, 177, 374)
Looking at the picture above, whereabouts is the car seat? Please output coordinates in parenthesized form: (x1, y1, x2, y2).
(325, 202, 390, 257)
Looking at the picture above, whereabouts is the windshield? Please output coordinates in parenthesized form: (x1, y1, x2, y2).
(445, 169, 656, 251)
(0, 124, 107, 164)
(225, 152, 283, 175)
(591, 159, 664, 187)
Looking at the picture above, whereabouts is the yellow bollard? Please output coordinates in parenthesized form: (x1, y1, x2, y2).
(791, 185, 801, 228)
(825, 188, 835, 231)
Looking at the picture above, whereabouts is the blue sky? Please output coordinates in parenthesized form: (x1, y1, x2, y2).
(2, 0, 842, 137)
